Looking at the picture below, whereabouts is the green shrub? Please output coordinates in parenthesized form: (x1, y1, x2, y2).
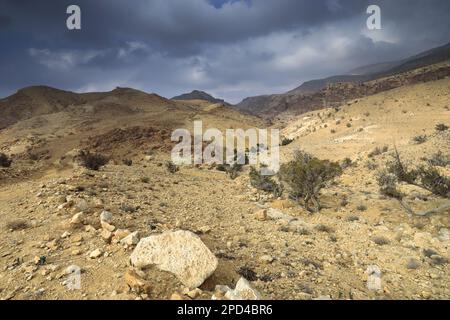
(0, 153, 12, 168)
(123, 159, 133, 166)
(435, 123, 449, 132)
(428, 151, 450, 167)
(384, 148, 449, 198)
(281, 137, 294, 146)
(249, 167, 282, 197)
(78, 151, 108, 171)
(412, 135, 427, 144)
(279, 151, 342, 212)
(165, 161, 179, 174)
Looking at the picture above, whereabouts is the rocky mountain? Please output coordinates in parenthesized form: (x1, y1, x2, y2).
(172, 90, 229, 105)
(235, 42, 450, 119)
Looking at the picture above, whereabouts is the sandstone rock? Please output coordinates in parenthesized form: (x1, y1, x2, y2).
(101, 229, 113, 241)
(101, 221, 116, 232)
(70, 212, 85, 225)
(254, 209, 268, 221)
(124, 269, 152, 294)
(130, 230, 218, 289)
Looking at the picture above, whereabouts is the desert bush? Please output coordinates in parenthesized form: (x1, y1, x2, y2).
(340, 158, 353, 169)
(78, 151, 108, 171)
(165, 161, 179, 174)
(412, 135, 427, 144)
(346, 123, 352, 128)
(279, 151, 342, 212)
(226, 163, 243, 180)
(122, 159, 133, 166)
(376, 170, 403, 199)
(281, 137, 294, 146)
(365, 160, 378, 171)
(384, 148, 450, 198)
(140, 176, 150, 183)
(249, 167, 282, 197)
(0, 153, 12, 168)
(6, 220, 30, 231)
(372, 236, 390, 246)
(435, 123, 449, 132)
(357, 204, 367, 212)
(427, 151, 450, 167)
(369, 146, 389, 158)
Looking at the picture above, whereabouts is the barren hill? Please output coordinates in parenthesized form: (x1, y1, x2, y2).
(172, 90, 230, 106)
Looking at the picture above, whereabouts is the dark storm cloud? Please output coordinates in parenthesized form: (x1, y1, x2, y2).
(0, 0, 449, 102)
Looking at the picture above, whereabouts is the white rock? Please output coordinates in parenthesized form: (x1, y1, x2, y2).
(366, 265, 382, 291)
(89, 249, 103, 259)
(130, 230, 218, 289)
(224, 277, 261, 300)
(120, 231, 140, 246)
(100, 211, 113, 224)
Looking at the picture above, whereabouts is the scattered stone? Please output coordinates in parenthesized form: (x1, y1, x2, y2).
(186, 288, 203, 299)
(254, 209, 268, 221)
(70, 212, 85, 226)
(120, 231, 140, 246)
(259, 255, 274, 264)
(100, 210, 113, 224)
(124, 269, 152, 294)
(130, 230, 218, 289)
(89, 249, 103, 259)
(101, 229, 113, 241)
(101, 221, 116, 232)
(213, 277, 261, 300)
(406, 259, 421, 270)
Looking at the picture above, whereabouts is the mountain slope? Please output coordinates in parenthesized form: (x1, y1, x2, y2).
(172, 90, 229, 105)
(235, 43, 450, 118)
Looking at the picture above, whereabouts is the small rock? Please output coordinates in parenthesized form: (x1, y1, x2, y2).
(70, 213, 85, 226)
(89, 249, 103, 259)
(100, 211, 113, 224)
(101, 221, 116, 232)
(223, 277, 262, 300)
(120, 232, 140, 246)
(254, 209, 268, 221)
(124, 269, 152, 294)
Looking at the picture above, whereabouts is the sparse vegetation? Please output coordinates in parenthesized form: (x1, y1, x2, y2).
(412, 135, 427, 144)
(368, 146, 388, 158)
(381, 148, 450, 198)
(6, 220, 30, 231)
(249, 167, 282, 197)
(0, 153, 12, 168)
(372, 236, 390, 246)
(279, 151, 342, 212)
(123, 159, 133, 166)
(427, 151, 450, 167)
(340, 157, 353, 169)
(357, 204, 367, 212)
(78, 151, 108, 171)
(435, 123, 449, 132)
(165, 161, 179, 174)
(281, 137, 294, 146)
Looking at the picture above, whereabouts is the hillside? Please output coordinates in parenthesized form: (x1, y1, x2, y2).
(172, 90, 230, 106)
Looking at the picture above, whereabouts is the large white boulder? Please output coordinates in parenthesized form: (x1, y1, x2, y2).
(130, 230, 218, 289)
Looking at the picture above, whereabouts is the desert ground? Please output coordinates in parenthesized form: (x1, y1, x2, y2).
(0, 64, 448, 300)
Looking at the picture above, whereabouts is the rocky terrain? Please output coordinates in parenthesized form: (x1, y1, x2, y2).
(0, 59, 449, 301)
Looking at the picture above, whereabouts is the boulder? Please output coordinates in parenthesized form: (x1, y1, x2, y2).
(130, 230, 218, 289)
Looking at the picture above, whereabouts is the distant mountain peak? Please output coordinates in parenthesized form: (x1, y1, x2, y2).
(172, 90, 229, 105)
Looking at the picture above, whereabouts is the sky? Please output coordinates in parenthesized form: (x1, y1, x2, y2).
(0, 0, 449, 103)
